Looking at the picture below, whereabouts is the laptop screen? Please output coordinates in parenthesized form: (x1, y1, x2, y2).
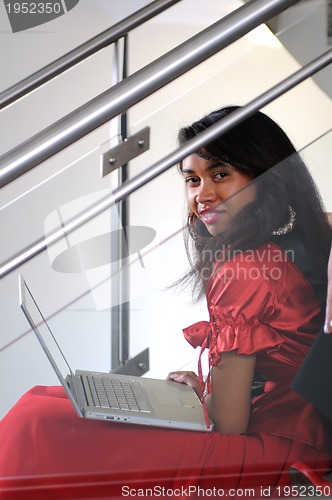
(19, 275, 74, 388)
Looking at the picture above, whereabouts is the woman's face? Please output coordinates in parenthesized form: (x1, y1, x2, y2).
(182, 154, 256, 236)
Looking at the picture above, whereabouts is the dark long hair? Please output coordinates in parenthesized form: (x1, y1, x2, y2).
(177, 106, 331, 301)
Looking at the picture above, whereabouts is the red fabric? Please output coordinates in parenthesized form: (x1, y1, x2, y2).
(0, 386, 329, 499)
(183, 242, 332, 451)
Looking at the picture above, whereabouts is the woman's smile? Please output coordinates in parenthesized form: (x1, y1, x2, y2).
(198, 208, 226, 225)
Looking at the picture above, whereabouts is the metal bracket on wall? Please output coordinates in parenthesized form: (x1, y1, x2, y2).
(101, 126, 150, 177)
(111, 348, 150, 376)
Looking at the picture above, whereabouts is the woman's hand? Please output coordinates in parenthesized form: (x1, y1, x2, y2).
(167, 371, 202, 398)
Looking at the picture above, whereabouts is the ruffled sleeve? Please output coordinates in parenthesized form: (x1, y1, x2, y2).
(183, 253, 287, 367)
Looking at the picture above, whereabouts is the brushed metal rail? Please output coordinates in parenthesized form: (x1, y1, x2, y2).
(0, 0, 182, 110)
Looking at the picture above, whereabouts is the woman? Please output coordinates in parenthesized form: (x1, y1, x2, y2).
(168, 105, 331, 433)
(0, 106, 331, 499)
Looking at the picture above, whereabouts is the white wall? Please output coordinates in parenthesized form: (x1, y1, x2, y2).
(0, 0, 331, 419)
(271, 0, 332, 100)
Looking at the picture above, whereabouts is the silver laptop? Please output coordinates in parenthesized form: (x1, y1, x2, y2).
(19, 275, 213, 432)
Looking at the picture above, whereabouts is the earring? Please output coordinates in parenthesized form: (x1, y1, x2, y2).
(187, 211, 199, 240)
(272, 206, 296, 236)
(187, 211, 196, 227)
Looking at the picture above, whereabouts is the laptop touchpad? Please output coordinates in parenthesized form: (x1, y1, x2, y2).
(155, 392, 183, 406)
(155, 392, 195, 408)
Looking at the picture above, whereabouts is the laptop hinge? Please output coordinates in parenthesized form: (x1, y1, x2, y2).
(65, 375, 85, 417)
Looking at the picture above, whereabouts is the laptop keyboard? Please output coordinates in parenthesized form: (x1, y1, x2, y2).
(87, 376, 151, 413)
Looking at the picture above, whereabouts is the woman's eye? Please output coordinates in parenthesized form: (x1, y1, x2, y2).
(185, 177, 200, 185)
(214, 172, 229, 180)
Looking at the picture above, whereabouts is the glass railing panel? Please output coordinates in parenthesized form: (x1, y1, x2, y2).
(129, 24, 331, 158)
(0, 0, 240, 205)
(5, 127, 330, 390)
(0, 0, 156, 94)
(126, 21, 332, 337)
(2, 27, 331, 418)
(304, 129, 332, 211)
(267, 0, 332, 99)
(0, 0, 239, 95)
(0, 135, 209, 421)
(0, 4, 259, 420)
(0, 269, 113, 420)
(0, 0, 242, 185)
(0, 139, 122, 418)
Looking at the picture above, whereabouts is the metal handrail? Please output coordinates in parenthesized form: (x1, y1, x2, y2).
(0, 0, 299, 188)
(1, 49, 331, 279)
(0, 0, 181, 110)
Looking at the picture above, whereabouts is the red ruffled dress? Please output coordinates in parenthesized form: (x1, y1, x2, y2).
(0, 242, 331, 499)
